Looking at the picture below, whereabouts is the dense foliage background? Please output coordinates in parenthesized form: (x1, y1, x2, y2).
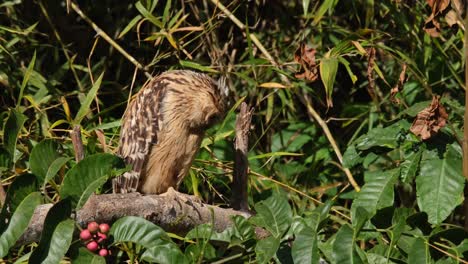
(1, 0, 467, 263)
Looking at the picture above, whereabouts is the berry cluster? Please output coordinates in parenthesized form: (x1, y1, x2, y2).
(80, 221, 110, 257)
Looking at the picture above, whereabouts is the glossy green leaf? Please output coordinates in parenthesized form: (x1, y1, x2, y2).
(416, 143, 464, 225)
(30, 199, 73, 264)
(408, 238, 431, 263)
(74, 72, 104, 124)
(0, 192, 42, 257)
(44, 157, 72, 187)
(185, 224, 232, 243)
(61, 153, 125, 209)
(0, 173, 38, 233)
(142, 240, 188, 264)
(319, 53, 338, 108)
(29, 140, 61, 184)
(351, 169, 399, 223)
(255, 236, 280, 264)
(354, 122, 409, 150)
(3, 108, 27, 159)
(70, 247, 106, 264)
(110, 216, 168, 248)
(250, 193, 292, 238)
(231, 215, 255, 241)
(332, 224, 363, 264)
(185, 242, 216, 262)
(292, 226, 319, 264)
(400, 149, 422, 183)
(343, 145, 364, 168)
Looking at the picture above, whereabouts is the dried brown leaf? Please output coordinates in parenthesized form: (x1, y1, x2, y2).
(367, 47, 377, 101)
(410, 95, 448, 140)
(391, 64, 407, 105)
(294, 43, 319, 82)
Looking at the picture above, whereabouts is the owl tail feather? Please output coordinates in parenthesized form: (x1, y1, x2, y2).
(112, 171, 140, 193)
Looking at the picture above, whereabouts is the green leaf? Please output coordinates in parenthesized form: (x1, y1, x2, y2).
(332, 224, 363, 264)
(70, 247, 106, 264)
(354, 122, 410, 150)
(141, 240, 188, 264)
(250, 193, 292, 238)
(416, 143, 464, 225)
(351, 169, 399, 223)
(312, 0, 336, 25)
(291, 226, 319, 264)
(400, 149, 422, 183)
(255, 236, 280, 264)
(0, 192, 42, 258)
(185, 242, 217, 262)
(44, 157, 72, 187)
(29, 140, 61, 184)
(30, 199, 74, 264)
(179, 60, 218, 73)
(61, 153, 125, 209)
(319, 53, 338, 108)
(0, 174, 38, 233)
(74, 72, 104, 124)
(18, 50, 36, 107)
(400, 100, 432, 117)
(408, 237, 431, 264)
(231, 215, 255, 241)
(0, 148, 11, 173)
(135, 1, 163, 28)
(185, 224, 232, 243)
(343, 145, 364, 168)
(302, 0, 310, 16)
(118, 15, 142, 39)
(110, 216, 168, 248)
(3, 108, 27, 159)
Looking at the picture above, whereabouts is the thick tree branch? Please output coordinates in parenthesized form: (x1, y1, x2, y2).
(18, 193, 268, 245)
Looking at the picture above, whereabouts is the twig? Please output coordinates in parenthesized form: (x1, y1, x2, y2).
(231, 102, 254, 211)
(70, 125, 84, 162)
(0, 184, 6, 207)
(69, 1, 152, 79)
(301, 95, 361, 192)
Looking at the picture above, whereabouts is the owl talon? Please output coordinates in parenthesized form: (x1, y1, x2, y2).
(161, 187, 202, 207)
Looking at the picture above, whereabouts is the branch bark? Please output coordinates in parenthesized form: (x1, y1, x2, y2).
(70, 125, 84, 162)
(18, 193, 267, 245)
(231, 102, 254, 211)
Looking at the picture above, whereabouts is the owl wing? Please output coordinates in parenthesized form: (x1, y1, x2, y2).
(113, 80, 166, 193)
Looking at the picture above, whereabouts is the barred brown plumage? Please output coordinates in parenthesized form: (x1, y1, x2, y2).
(112, 70, 228, 194)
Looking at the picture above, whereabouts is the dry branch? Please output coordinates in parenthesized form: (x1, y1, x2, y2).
(18, 193, 264, 245)
(231, 102, 254, 211)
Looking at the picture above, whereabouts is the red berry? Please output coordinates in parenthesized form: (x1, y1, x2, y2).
(97, 232, 107, 243)
(87, 241, 99, 252)
(99, 223, 110, 234)
(99, 248, 108, 257)
(87, 222, 99, 234)
(80, 229, 92, 241)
